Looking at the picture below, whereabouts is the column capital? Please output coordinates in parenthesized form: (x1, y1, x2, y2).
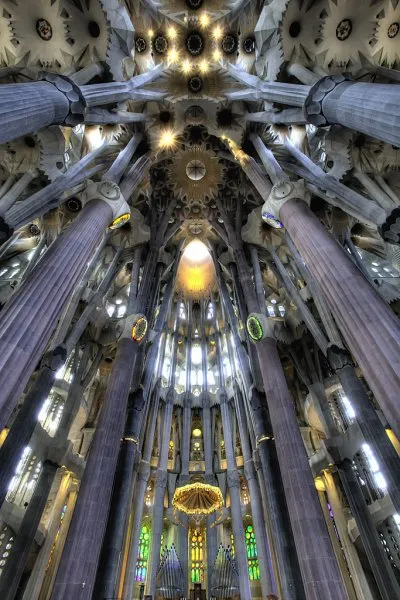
(304, 73, 353, 126)
(39, 71, 86, 126)
(262, 179, 309, 227)
(327, 344, 355, 371)
(83, 180, 130, 225)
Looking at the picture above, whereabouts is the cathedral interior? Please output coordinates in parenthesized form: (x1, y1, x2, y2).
(2, 0, 400, 599)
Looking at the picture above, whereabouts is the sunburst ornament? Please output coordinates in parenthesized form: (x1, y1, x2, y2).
(280, 0, 324, 63)
(317, 0, 377, 68)
(170, 145, 222, 204)
(373, 2, 400, 66)
(62, 0, 109, 68)
(6, 0, 72, 68)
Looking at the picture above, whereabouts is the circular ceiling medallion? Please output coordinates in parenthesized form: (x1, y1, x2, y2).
(388, 22, 400, 39)
(154, 34, 168, 54)
(135, 37, 147, 53)
(221, 33, 238, 55)
(336, 18, 352, 41)
(243, 36, 255, 53)
(186, 159, 206, 181)
(36, 19, 53, 41)
(186, 0, 203, 8)
(188, 75, 203, 93)
(186, 31, 204, 56)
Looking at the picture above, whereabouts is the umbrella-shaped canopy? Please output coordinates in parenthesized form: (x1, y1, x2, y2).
(172, 482, 224, 516)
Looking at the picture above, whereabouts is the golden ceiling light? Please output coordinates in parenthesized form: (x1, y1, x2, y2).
(158, 129, 178, 150)
(167, 25, 177, 40)
(181, 58, 192, 75)
(199, 59, 209, 74)
(176, 239, 216, 299)
(173, 482, 223, 516)
(167, 46, 180, 65)
(212, 24, 223, 40)
(192, 428, 202, 438)
(199, 13, 210, 28)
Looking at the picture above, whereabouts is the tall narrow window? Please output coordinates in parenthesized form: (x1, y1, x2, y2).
(190, 527, 205, 583)
(245, 524, 260, 580)
(135, 523, 151, 582)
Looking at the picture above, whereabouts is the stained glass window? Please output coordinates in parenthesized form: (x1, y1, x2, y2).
(190, 527, 205, 583)
(135, 523, 150, 582)
(245, 524, 260, 580)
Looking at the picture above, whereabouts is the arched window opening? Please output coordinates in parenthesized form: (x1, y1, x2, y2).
(135, 523, 151, 582)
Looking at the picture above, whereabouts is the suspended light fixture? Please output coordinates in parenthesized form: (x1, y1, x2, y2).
(173, 482, 223, 516)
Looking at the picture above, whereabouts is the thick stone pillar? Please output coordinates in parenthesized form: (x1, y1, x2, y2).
(216, 262, 302, 599)
(0, 461, 58, 600)
(256, 338, 348, 600)
(219, 394, 251, 600)
(233, 387, 276, 599)
(147, 391, 175, 597)
(0, 198, 112, 429)
(338, 459, 400, 600)
(276, 192, 400, 439)
(179, 392, 192, 596)
(0, 74, 85, 144)
(121, 391, 160, 600)
(93, 259, 168, 600)
(50, 331, 140, 600)
(304, 75, 400, 147)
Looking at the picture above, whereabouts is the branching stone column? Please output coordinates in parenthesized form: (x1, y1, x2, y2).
(0, 65, 164, 145)
(262, 182, 400, 440)
(50, 277, 147, 599)
(226, 64, 400, 147)
(219, 392, 251, 600)
(94, 260, 175, 599)
(0, 73, 86, 144)
(0, 186, 123, 428)
(216, 260, 302, 599)
(214, 201, 348, 599)
(0, 248, 120, 509)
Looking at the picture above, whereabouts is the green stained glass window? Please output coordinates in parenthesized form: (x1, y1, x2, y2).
(135, 523, 150, 582)
(190, 527, 205, 583)
(245, 524, 260, 580)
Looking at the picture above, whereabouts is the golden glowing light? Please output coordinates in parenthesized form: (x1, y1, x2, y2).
(167, 25, 177, 40)
(177, 240, 216, 299)
(314, 477, 326, 492)
(148, 28, 154, 38)
(192, 428, 202, 438)
(173, 482, 223, 516)
(212, 49, 222, 61)
(158, 129, 177, 150)
(199, 13, 210, 28)
(167, 47, 180, 64)
(212, 24, 223, 40)
(222, 136, 250, 166)
(181, 58, 192, 75)
(199, 59, 209, 74)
